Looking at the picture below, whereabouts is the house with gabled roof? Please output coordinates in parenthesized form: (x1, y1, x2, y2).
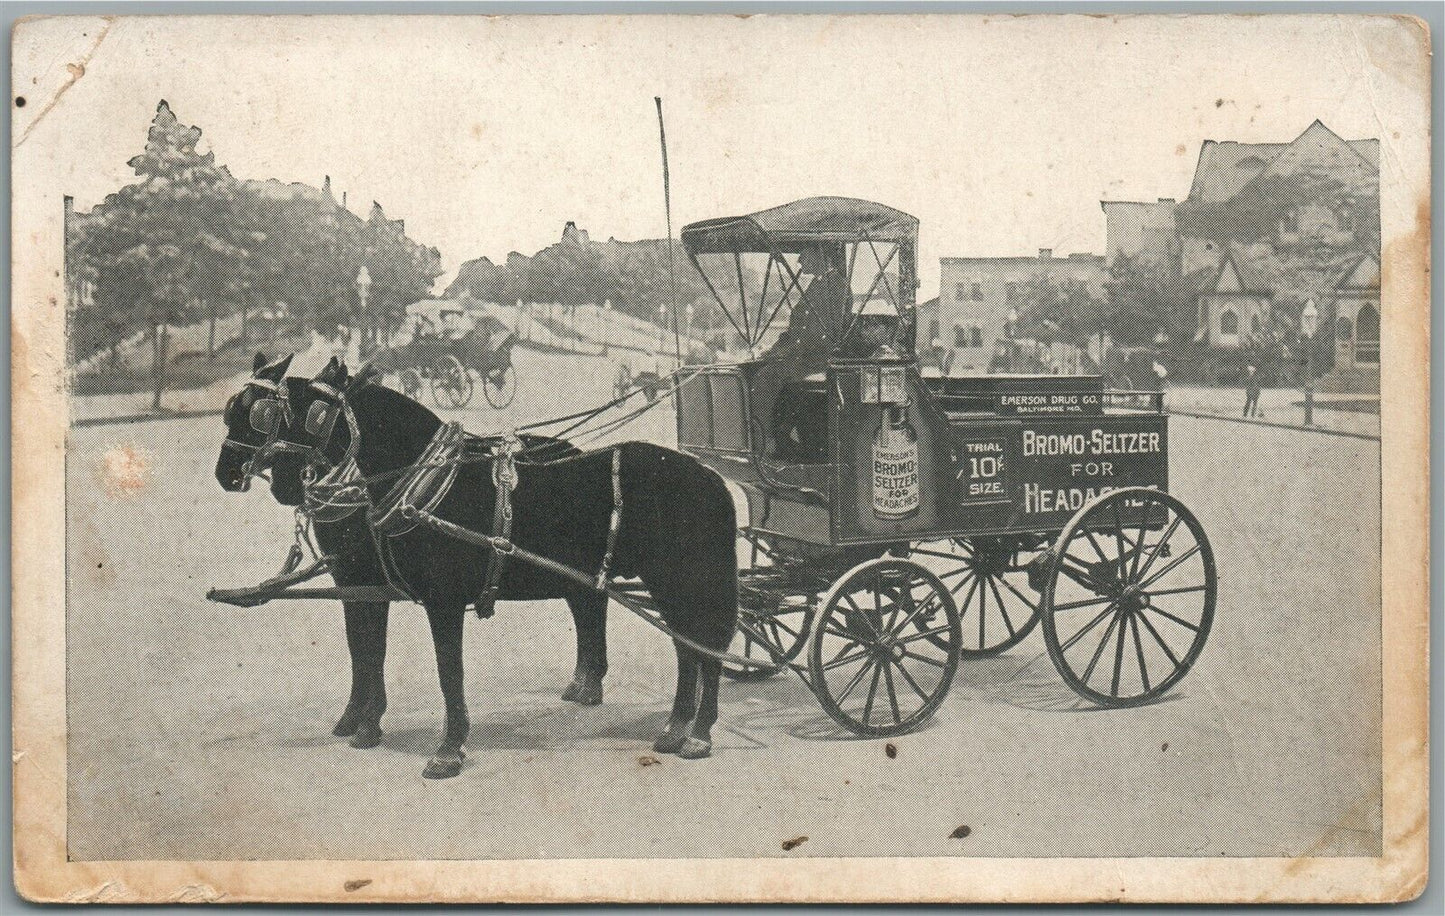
(1101, 120, 1380, 387)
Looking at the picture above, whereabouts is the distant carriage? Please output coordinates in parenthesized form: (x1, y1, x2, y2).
(374, 310, 518, 409)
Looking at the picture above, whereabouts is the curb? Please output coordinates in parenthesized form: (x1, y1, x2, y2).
(72, 408, 225, 429)
(1167, 408, 1381, 442)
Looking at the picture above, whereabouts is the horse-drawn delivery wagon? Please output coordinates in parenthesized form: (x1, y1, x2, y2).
(672, 197, 1216, 733)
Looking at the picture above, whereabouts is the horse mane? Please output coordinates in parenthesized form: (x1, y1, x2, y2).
(346, 381, 443, 472)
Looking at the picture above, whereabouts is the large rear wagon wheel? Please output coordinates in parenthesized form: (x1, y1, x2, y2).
(808, 558, 961, 737)
(1040, 487, 1216, 707)
(908, 537, 1042, 657)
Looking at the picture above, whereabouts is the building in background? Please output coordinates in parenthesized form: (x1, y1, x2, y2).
(924, 249, 1106, 376)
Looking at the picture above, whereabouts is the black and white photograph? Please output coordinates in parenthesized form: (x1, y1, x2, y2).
(10, 12, 1430, 904)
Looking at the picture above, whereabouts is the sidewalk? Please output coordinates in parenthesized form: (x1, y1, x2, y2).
(1164, 384, 1380, 439)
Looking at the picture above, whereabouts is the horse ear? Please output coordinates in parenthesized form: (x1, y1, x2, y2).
(257, 352, 293, 381)
(317, 356, 348, 386)
(253, 352, 268, 374)
(347, 362, 382, 393)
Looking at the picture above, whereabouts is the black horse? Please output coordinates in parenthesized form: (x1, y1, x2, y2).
(257, 357, 739, 778)
(214, 354, 603, 756)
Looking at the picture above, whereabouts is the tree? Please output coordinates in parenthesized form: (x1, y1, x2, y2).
(1102, 255, 1202, 349)
(69, 101, 250, 408)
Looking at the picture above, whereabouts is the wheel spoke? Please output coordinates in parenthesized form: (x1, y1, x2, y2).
(892, 657, 932, 702)
(1131, 496, 1153, 580)
(995, 573, 1040, 612)
(861, 663, 883, 724)
(1111, 610, 1128, 695)
(901, 648, 946, 668)
(1147, 583, 1208, 598)
(1130, 611, 1152, 693)
(1112, 501, 1128, 574)
(886, 590, 938, 639)
(835, 658, 876, 706)
(1135, 606, 1181, 667)
(1083, 528, 1111, 565)
(1142, 602, 1200, 633)
(977, 573, 987, 647)
(821, 647, 871, 672)
(1139, 544, 1202, 590)
(1135, 514, 1183, 583)
(1079, 608, 1124, 686)
(1051, 593, 1116, 613)
(987, 576, 1016, 636)
(954, 577, 980, 622)
(883, 662, 902, 723)
(938, 566, 972, 581)
(896, 625, 953, 646)
(1057, 601, 1119, 653)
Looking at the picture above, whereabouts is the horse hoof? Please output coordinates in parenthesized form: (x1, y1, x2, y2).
(333, 711, 361, 738)
(677, 737, 712, 760)
(652, 731, 687, 754)
(563, 679, 604, 705)
(350, 724, 382, 750)
(423, 754, 463, 779)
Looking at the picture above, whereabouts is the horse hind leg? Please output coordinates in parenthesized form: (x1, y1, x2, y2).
(653, 644, 699, 754)
(422, 603, 470, 779)
(333, 601, 372, 738)
(561, 591, 607, 706)
(678, 656, 720, 760)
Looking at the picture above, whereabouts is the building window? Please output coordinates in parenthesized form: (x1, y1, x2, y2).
(971, 282, 983, 301)
(1219, 308, 1238, 336)
(953, 325, 968, 347)
(1280, 210, 1298, 233)
(955, 283, 966, 301)
(927, 319, 940, 346)
(1250, 314, 1262, 335)
(971, 327, 983, 348)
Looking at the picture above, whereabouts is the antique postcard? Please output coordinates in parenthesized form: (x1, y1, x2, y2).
(10, 12, 1430, 904)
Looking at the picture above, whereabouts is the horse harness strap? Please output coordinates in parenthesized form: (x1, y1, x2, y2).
(596, 447, 623, 589)
(473, 433, 520, 619)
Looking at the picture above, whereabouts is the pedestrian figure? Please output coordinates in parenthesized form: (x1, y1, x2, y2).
(1243, 364, 1261, 417)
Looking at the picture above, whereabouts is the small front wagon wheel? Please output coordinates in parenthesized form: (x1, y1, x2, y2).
(1041, 487, 1216, 707)
(808, 558, 961, 737)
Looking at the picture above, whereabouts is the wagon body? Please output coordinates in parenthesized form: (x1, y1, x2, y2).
(677, 363, 1168, 548)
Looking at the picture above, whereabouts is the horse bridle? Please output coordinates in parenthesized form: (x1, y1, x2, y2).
(222, 377, 359, 491)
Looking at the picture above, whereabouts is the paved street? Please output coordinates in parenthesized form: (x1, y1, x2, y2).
(67, 349, 1381, 860)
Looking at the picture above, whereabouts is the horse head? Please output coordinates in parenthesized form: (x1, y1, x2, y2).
(268, 357, 439, 507)
(214, 352, 295, 492)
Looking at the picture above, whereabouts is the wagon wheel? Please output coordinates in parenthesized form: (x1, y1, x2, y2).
(483, 363, 516, 409)
(1040, 487, 1216, 707)
(613, 364, 633, 400)
(429, 354, 473, 409)
(724, 531, 815, 682)
(808, 557, 961, 737)
(908, 536, 1043, 657)
(399, 368, 423, 400)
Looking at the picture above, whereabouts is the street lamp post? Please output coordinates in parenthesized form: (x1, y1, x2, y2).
(1300, 299, 1318, 426)
(1007, 307, 1018, 373)
(356, 266, 372, 357)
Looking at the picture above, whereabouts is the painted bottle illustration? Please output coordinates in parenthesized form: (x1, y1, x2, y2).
(871, 402, 920, 520)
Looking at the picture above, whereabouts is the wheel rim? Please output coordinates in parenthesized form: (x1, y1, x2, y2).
(1042, 489, 1216, 707)
(484, 364, 516, 408)
(908, 537, 1042, 656)
(430, 355, 471, 409)
(808, 558, 960, 737)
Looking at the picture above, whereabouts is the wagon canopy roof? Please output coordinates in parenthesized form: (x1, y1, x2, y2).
(681, 197, 918, 254)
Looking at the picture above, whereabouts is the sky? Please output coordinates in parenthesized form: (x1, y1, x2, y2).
(14, 14, 1426, 299)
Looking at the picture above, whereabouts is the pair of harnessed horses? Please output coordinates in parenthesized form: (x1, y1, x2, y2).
(215, 354, 739, 778)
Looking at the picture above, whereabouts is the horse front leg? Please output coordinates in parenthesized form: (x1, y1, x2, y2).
(561, 591, 608, 706)
(423, 603, 470, 779)
(333, 600, 373, 738)
(347, 601, 389, 749)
